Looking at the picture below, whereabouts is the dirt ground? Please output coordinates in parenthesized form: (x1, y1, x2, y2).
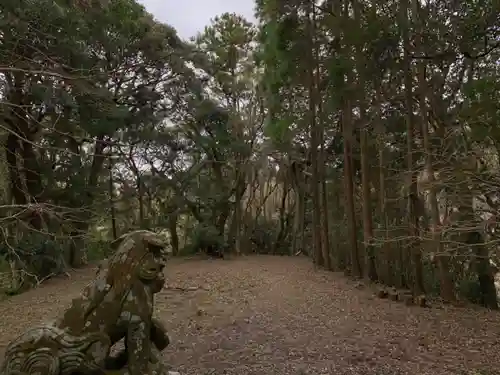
(0, 255, 499, 375)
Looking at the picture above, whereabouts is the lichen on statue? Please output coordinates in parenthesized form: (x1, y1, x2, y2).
(0, 230, 171, 375)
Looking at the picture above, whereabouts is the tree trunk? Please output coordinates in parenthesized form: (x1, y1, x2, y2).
(228, 171, 247, 255)
(168, 213, 179, 256)
(306, 0, 324, 267)
(340, 0, 361, 278)
(401, 0, 425, 295)
(108, 154, 117, 240)
(342, 111, 361, 277)
(292, 185, 306, 255)
(353, 0, 377, 282)
(320, 142, 333, 269)
(411, 0, 454, 302)
(273, 182, 290, 254)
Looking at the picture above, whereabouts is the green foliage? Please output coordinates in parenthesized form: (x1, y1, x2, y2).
(85, 240, 110, 262)
(462, 75, 500, 143)
(264, 117, 293, 144)
(183, 223, 225, 255)
(0, 232, 65, 282)
(248, 217, 292, 255)
(458, 277, 484, 305)
(248, 219, 276, 254)
(0, 0, 199, 261)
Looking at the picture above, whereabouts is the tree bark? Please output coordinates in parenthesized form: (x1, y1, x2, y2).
(306, 0, 324, 267)
(401, 0, 425, 295)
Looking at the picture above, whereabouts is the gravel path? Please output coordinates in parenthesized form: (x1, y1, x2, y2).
(0, 255, 498, 375)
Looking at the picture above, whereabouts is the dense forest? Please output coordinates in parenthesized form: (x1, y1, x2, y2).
(0, 0, 499, 308)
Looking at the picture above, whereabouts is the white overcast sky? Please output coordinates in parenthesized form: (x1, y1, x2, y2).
(138, 0, 257, 40)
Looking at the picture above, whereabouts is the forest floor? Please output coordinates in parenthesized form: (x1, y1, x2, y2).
(0, 255, 499, 375)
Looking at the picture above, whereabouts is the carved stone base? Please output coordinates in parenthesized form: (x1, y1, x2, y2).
(0, 323, 111, 375)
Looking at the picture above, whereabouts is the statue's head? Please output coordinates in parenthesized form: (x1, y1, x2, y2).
(109, 230, 170, 293)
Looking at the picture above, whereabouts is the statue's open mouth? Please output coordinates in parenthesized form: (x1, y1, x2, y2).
(141, 263, 162, 278)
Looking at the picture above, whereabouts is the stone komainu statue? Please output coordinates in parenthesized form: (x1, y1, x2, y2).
(0, 230, 171, 375)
